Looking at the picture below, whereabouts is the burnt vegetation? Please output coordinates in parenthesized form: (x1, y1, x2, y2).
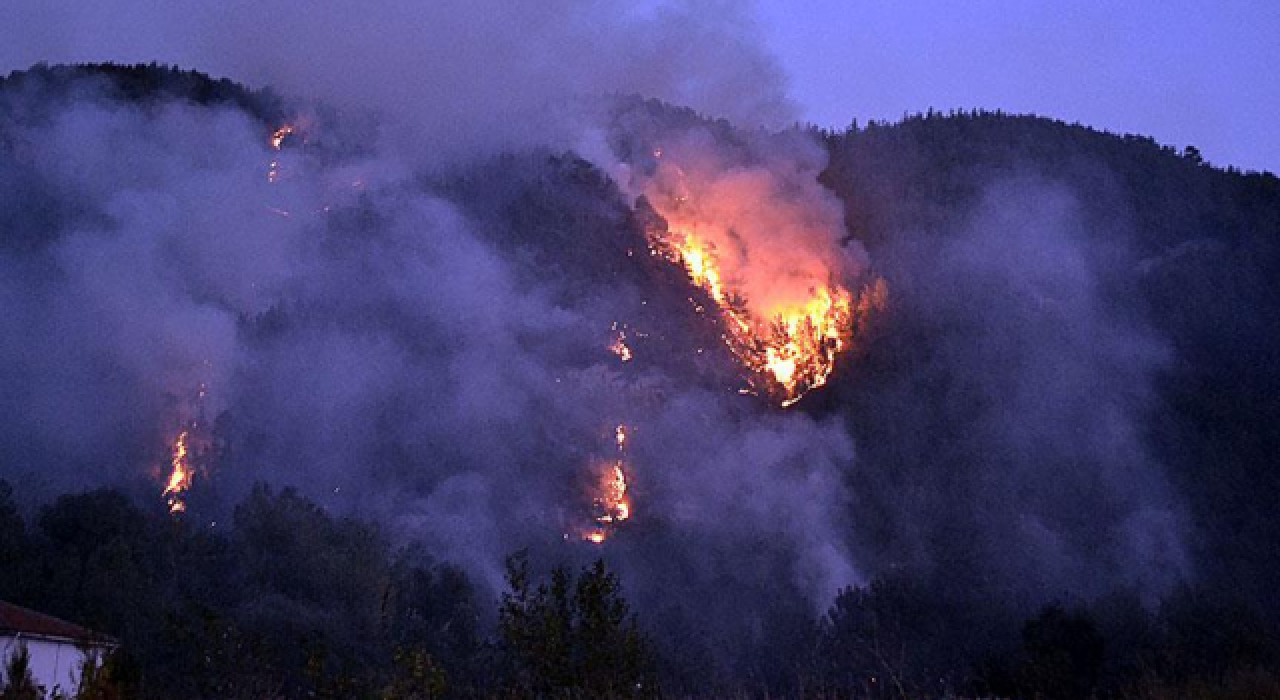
(2, 64, 1279, 699)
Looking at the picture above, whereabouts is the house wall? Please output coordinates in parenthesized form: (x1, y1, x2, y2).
(0, 635, 89, 697)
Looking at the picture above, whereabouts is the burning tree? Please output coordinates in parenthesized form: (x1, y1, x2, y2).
(627, 141, 886, 407)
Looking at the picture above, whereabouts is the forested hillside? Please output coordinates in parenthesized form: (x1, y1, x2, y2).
(1, 63, 1277, 699)
(824, 107, 1280, 621)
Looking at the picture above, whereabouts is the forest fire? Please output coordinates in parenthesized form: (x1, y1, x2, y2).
(667, 225, 856, 405)
(594, 462, 630, 525)
(584, 459, 630, 542)
(582, 424, 632, 544)
(267, 124, 295, 183)
(158, 382, 212, 515)
(270, 124, 294, 151)
(609, 323, 633, 362)
(162, 430, 192, 514)
(639, 149, 881, 406)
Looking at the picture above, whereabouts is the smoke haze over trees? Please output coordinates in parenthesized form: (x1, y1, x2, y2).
(0, 43, 1277, 700)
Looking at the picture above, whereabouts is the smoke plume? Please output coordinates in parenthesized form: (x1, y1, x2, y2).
(0, 1, 1193, 673)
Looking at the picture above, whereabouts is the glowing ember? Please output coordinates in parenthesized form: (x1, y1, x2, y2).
(270, 124, 295, 151)
(584, 459, 631, 541)
(609, 323, 633, 362)
(162, 430, 192, 514)
(595, 462, 630, 524)
(267, 124, 295, 184)
(582, 423, 633, 544)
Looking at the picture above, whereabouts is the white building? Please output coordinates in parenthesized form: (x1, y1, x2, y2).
(0, 601, 116, 698)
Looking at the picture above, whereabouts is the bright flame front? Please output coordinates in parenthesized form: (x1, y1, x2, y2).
(633, 147, 885, 406)
(158, 381, 211, 516)
(648, 210, 867, 407)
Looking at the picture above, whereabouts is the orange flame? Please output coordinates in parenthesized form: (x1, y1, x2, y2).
(583, 458, 630, 542)
(159, 381, 212, 516)
(650, 221, 862, 405)
(595, 461, 630, 524)
(162, 430, 192, 514)
(582, 423, 632, 544)
(641, 149, 883, 406)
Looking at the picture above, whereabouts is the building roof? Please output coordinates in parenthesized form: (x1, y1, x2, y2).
(0, 601, 116, 647)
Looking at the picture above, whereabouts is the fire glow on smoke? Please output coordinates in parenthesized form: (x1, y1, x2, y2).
(580, 142, 885, 543)
(161, 122, 885, 548)
(640, 148, 886, 406)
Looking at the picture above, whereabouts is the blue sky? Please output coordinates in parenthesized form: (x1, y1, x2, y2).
(756, 1, 1280, 173)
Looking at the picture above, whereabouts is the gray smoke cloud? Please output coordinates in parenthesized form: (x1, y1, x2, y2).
(2, 0, 795, 163)
(846, 175, 1189, 605)
(0, 73, 862, 627)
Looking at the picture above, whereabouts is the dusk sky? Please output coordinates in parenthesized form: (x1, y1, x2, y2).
(757, 0, 1280, 173)
(3, 1, 1276, 173)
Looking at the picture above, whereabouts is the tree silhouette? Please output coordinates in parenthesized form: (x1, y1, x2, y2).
(499, 552, 655, 698)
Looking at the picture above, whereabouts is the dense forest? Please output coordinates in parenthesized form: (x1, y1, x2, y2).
(1, 63, 1278, 699)
(2, 481, 1277, 699)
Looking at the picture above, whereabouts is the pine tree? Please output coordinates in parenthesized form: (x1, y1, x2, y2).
(499, 553, 655, 699)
